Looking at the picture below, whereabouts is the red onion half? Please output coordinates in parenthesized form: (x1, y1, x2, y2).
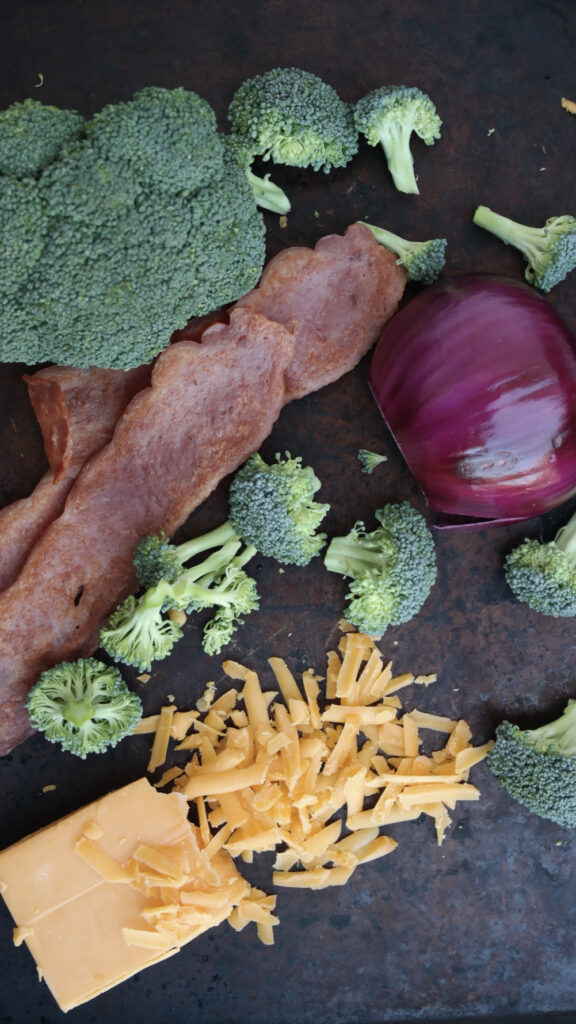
(369, 274, 576, 526)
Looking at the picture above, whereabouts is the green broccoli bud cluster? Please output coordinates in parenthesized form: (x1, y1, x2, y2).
(228, 66, 358, 175)
(486, 700, 576, 828)
(25, 658, 142, 758)
(229, 451, 330, 566)
(504, 510, 576, 617)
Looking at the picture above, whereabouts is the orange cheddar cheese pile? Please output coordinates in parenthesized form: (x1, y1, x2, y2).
(139, 628, 492, 886)
(0, 778, 275, 1012)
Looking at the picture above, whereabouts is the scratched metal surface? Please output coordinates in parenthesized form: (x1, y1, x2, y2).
(0, 2, 575, 1022)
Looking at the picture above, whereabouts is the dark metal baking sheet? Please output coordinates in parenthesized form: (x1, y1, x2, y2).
(0, 2, 575, 1022)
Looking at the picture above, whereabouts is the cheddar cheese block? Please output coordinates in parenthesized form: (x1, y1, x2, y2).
(0, 777, 251, 1012)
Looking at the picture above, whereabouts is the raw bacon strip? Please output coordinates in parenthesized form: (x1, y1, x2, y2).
(235, 222, 407, 400)
(0, 365, 151, 592)
(25, 364, 152, 481)
(0, 308, 294, 754)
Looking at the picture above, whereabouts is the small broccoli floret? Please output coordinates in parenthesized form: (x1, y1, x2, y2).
(0, 97, 85, 178)
(357, 449, 388, 474)
(224, 134, 291, 215)
(504, 509, 576, 617)
(194, 566, 260, 655)
(486, 700, 576, 828)
(229, 451, 330, 566)
(228, 67, 358, 177)
(129, 522, 259, 658)
(25, 657, 142, 758)
(324, 501, 437, 636)
(473, 206, 576, 292)
(360, 221, 447, 284)
(99, 580, 183, 671)
(354, 85, 441, 195)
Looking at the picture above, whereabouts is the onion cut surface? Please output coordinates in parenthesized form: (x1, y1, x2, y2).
(369, 274, 576, 526)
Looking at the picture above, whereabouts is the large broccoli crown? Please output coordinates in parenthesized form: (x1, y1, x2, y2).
(354, 85, 441, 194)
(25, 657, 142, 758)
(486, 700, 576, 828)
(0, 97, 85, 178)
(324, 501, 437, 636)
(473, 206, 576, 293)
(0, 88, 266, 369)
(504, 538, 576, 617)
(228, 66, 358, 173)
(229, 451, 330, 566)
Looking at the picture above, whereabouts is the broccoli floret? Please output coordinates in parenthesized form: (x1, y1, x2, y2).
(353, 85, 441, 195)
(99, 580, 183, 671)
(0, 88, 266, 369)
(0, 97, 85, 178)
(192, 565, 260, 655)
(473, 205, 576, 292)
(105, 544, 258, 664)
(129, 521, 259, 659)
(324, 501, 437, 636)
(486, 700, 576, 828)
(224, 134, 291, 215)
(25, 657, 142, 758)
(357, 449, 388, 474)
(133, 521, 241, 590)
(360, 221, 447, 284)
(229, 451, 330, 566)
(504, 509, 576, 617)
(228, 67, 358, 179)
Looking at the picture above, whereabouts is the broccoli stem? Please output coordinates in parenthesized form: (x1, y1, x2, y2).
(170, 543, 257, 607)
(555, 510, 576, 565)
(174, 521, 239, 568)
(528, 700, 576, 756)
(379, 123, 419, 194)
(473, 206, 549, 261)
(360, 223, 412, 261)
(62, 697, 95, 727)
(246, 168, 291, 214)
(324, 535, 391, 577)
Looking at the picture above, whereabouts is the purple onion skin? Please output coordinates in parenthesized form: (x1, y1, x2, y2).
(369, 274, 576, 525)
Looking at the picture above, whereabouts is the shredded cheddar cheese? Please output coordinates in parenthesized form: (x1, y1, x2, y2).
(140, 628, 490, 926)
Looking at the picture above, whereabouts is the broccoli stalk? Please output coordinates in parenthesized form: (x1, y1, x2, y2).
(353, 85, 441, 195)
(360, 222, 447, 284)
(25, 658, 142, 758)
(133, 521, 241, 590)
(504, 508, 576, 617)
(224, 135, 291, 215)
(486, 700, 576, 828)
(473, 206, 576, 292)
(324, 501, 437, 637)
